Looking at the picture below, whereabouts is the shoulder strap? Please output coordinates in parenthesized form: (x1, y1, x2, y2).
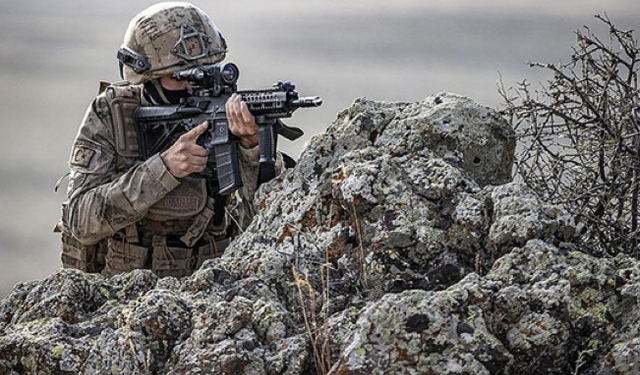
(103, 81, 142, 158)
(102, 81, 144, 243)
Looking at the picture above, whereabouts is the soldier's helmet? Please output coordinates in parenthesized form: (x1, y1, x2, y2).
(117, 2, 227, 84)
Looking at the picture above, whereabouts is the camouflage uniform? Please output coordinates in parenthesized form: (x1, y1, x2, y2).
(56, 2, 281, 277)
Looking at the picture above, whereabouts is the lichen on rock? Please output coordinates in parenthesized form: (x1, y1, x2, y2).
(2, 93, 638, 374)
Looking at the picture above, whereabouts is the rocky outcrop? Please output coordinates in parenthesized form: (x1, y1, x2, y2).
(1, 93, 639, 374)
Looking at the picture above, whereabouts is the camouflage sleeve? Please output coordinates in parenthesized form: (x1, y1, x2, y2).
(233, 145, 284, 230)
(66, 94, 180, 245)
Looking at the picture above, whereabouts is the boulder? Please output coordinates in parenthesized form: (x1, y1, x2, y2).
(1, 93, 636, 374)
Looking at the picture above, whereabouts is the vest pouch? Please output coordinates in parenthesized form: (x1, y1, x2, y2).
(103, 237, 149, 277)
(60, 233, 98, 273)
(195, 236, 229, 269)
(57, 201, 105, 273)
(107, 81, 141, 158)
(152, 236, 194, 278)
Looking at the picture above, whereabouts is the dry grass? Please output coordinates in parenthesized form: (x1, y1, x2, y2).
(292, 266, 332, 374)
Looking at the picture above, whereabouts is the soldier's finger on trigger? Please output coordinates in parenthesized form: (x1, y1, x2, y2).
(182, 121, 208, 141)
(194, 121, 209, 138)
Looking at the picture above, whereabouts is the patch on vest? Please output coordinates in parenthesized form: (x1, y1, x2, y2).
(70, 146, 96, 168)
(147, 179, 207, 220)
(154, 196, 201, 211)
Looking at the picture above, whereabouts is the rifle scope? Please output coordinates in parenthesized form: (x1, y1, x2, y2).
(172, 62, 240, 88)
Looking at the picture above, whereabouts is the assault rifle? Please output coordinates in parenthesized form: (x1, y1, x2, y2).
(134, 62, 322, 195)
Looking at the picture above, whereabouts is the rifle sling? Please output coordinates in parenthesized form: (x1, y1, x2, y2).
(213, 194, 227, 226)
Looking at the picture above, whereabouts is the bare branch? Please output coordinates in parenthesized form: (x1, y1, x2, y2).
(503, 15, 640, 257)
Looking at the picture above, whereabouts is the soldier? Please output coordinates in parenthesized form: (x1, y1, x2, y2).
(55, 2, 282, 277)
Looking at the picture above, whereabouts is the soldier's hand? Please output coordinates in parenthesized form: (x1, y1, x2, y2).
(161, 121, 210, 178)
(226, 93, 259, 148)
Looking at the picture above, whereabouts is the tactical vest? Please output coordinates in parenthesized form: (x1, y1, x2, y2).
(59, 81, 232, 278)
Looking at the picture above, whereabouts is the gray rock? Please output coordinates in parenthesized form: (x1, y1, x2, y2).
(330, 240, 640, 375)
(1, 93, 634, 375)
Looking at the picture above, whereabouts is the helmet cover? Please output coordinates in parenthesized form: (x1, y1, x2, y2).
(118, 2, 227, 84)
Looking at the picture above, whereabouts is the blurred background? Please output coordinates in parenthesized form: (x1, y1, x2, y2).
(0, 0, 638, 298)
